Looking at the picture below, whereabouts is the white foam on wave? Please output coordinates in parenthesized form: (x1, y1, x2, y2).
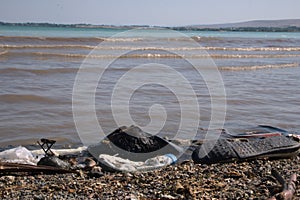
(219, 63, 299, 71)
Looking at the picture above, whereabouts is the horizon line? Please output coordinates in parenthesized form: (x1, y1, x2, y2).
(1, 18, 300, 28)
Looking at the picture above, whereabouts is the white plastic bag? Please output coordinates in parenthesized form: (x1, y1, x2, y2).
(0, 146, 38, 165)
(99, 154, 177, 172)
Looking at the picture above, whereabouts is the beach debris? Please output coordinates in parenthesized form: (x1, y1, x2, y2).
(37, 138, 57, 156)
(88, 125, 183, 162)
(258, 125, 290, 134)
(97, 153, 177, 172)
(222, 129, 283, 138)
(35, 138, 70, 169)
(84, 157, 97, 168)
(221, 125, 300, 139)
(69, 157, 97, 169)
(268, 170, 297, 200)
(37, 156, 71, 169)
(78, 157, 97, 169)
(192, 135, 300, 164)
(30, 146, 88, 157)
(107, 125, 168, 152)
(0, 146, 38, 165)
(0, 162, 75, 175)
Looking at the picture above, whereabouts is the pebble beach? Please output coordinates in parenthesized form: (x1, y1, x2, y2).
(1, 156, 300, 199)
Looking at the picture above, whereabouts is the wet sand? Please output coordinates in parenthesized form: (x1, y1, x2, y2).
(1, 156, 300, 199)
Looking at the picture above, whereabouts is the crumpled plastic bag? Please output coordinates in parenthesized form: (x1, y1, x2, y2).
(0, 146, 38, 165)
(98, 153, 177, 172)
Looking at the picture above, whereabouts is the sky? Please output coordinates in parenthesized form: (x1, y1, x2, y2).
(1, 0, 300, 26)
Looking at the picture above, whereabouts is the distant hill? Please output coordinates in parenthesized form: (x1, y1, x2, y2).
(190, 19, 300, 29)
(169, 19, 300, 32)
(1, 19, 300, 32)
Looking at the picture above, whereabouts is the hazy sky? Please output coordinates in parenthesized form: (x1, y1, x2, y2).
(1, 0, 300, 26)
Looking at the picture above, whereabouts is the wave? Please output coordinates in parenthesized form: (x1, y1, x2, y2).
(0, 36, 104, 43)
(0, 36, 144, 44)
(0, 44, 95, 49)
(204, 46, 300, 51)
(197, 36, 300, 44)
(0, 67, 78, 75)
(219, 63, 299, 71)
(102, 37, 144, 42)
(2, 43, 300, 52)
(0, 35, 198, 43)
(1, 63, 297, 76)
(0, 94, 62, 104)
(210, 54, 300, 59)
(0, 51, 8, 56)
(2, 35, 299, 43)
(4, 51, 300, 59)
(0, 51, 181, 59)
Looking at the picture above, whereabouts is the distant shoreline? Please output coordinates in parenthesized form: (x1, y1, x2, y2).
(1, 21, 300, 32)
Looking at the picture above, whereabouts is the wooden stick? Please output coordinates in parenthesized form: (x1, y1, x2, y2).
(0, 162, 76, 174)
(268, 172, 297, 200)
(278, 173, 297, 200)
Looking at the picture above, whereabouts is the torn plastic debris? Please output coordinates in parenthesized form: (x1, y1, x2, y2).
(0, 146, 38, 165)
(30, 146, 87, 157)
(37, 156, 71, 169)
(98, 153, 177, 172)
(88, 125, 184, 163)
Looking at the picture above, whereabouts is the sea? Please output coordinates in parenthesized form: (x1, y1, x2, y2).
(0, 25, 300, 148)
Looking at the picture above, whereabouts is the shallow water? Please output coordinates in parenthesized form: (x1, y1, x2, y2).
(0, 26, 300, 147)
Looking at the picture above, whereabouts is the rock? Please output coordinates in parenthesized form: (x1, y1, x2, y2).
(175, 182, 184, 194)
(0, 175, 15, 183)
(84, 157, 97, 168)
(33, 194, 44, 200)
(161, 194, 177, 199)
(88, 166, 103, 177)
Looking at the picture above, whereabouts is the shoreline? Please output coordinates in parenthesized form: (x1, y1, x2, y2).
(2, 20, 300, 32)
(1, 156, 300, 199)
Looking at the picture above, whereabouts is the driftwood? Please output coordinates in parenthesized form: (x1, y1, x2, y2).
(268, 170, 297, 200)
(0, 162, 76, 175)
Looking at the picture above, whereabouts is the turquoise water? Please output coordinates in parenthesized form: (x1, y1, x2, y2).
(0, 25, 124, 38)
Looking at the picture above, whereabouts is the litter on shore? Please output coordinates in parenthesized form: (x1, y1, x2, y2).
(1, 125, 300, 173)
(0, 125, 300, 199)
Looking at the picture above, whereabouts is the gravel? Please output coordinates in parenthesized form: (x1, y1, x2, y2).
(1, 156, 300, 199)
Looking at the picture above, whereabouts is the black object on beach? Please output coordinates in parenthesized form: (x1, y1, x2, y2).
(37, 138, 56, 156)
(37, 156, 71, 169)
(107, 125, 169, 153)
(88, 125, 183, 162)
(192, 135, 300, 164)
(36, 138, 71, 169)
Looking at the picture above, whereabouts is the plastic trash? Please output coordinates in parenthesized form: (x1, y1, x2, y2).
(144, 153, 177, 166)
(88, 125, 184, 162)
(30, 146, 87, 157)
(37, 156, 70, 169)
(98, 153, 177, 172)
(0, 146, 38, 165)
